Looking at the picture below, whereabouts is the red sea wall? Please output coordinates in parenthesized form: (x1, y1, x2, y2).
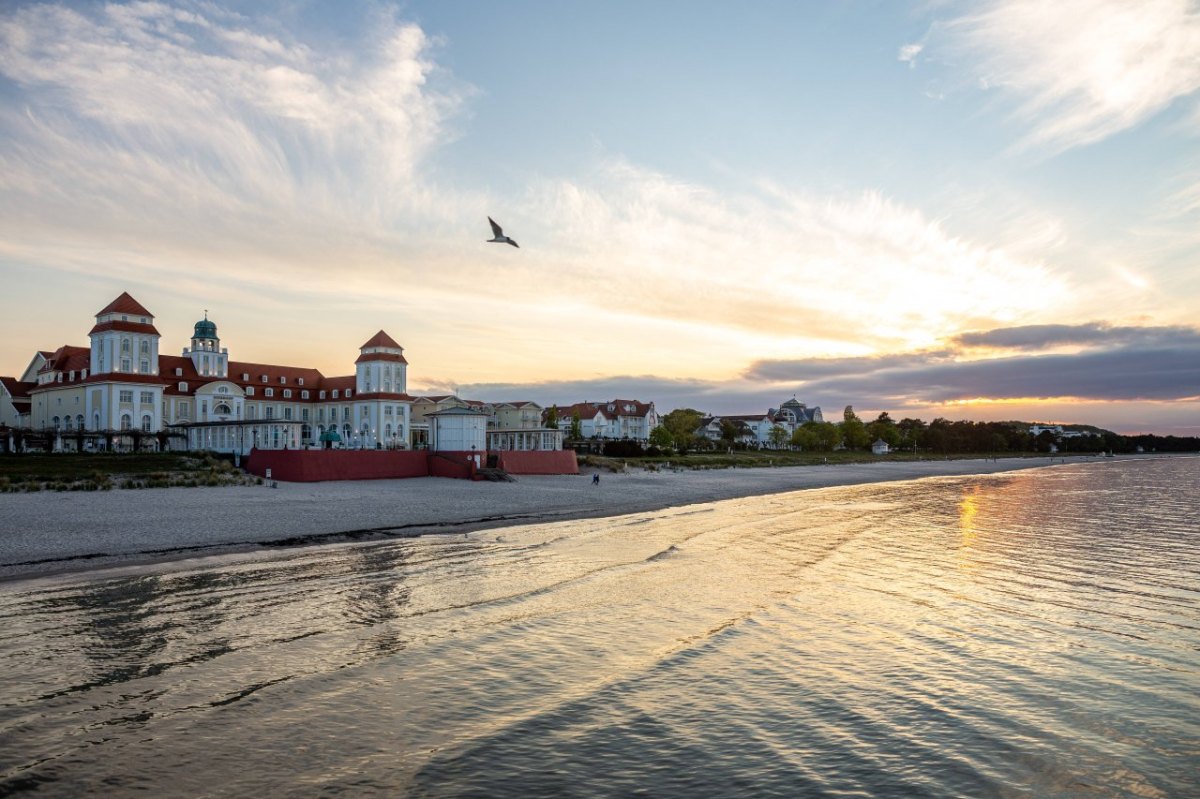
(245, 450, 430, 482)
(429, 451, 478, 480)
(496, 450, 579, 475)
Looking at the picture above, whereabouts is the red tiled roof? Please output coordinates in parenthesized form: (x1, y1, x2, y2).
(97, 292, 153, 318)
(37, 345, 90, 375)
(360, 330, 401, 349)
(88, 320, 160, 336)
(227, 360, 326, 387)
(608, 399, 655, 417)
(0, 376, 35, 399)
(555, 402, 610, 420)
(322, 375, 356, 392)
(355, 352, 408, 365)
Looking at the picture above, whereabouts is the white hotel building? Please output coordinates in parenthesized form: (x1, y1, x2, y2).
(11, 292, 414, 454)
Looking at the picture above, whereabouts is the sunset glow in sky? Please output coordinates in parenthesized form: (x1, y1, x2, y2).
(1, 1, 1198, 433)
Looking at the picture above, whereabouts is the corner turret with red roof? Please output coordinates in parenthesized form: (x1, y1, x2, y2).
(89, 292, 160, 377)
(355, 330, 408, 396)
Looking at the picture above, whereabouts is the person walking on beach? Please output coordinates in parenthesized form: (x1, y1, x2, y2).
(593, 473, 600, 485)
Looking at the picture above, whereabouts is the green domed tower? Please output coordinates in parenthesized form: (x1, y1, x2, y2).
(193, 316, 218, 342)
(186, 311, 228, 378)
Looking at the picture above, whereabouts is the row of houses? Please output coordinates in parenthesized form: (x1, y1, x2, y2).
(0, 292, 668, 456)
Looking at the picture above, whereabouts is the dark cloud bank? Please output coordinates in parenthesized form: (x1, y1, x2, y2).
(439, 323, 1200, 422)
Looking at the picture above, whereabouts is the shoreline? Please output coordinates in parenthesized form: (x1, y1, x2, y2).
(0, 454, 1182, 583)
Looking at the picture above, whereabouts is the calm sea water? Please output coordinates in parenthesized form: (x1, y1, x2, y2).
(0, 458, 1197, 798)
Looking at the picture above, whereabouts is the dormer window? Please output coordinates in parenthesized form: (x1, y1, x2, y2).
(261, 375, 268, 383)
(283, 389, 292, 398)
(179, 382, 188, 392)
(265, 388, 274, 398)
(298, 378, 305, 386)
(332, 390, 339, 399)
(246, 387, 255, 396)
(175, 367, 183, 376)
(140, 317, 148, 323)
(279, 376, 286, 385)
(319, 391, 326, 399)
(346, 390, 352, 398)
(301, 390, 309, 399)
(241, 373, 249, 381)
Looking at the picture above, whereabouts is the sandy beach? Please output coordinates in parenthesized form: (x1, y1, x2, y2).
(0, 455, 1156, 581)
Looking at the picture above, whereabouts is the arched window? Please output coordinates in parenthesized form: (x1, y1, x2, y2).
(214, 403, 232, 416)
(52, 416, 60, 430)
(301, 424, 312, 442)
(76, 414, 84, 430)
(64, 416, 73, 431)
(120, 414, 132, 431)
(140, 340, 149, 355)
(121, 338, 131, 354)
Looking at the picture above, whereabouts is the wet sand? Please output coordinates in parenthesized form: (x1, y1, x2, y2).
(0, 455, 1143, 581)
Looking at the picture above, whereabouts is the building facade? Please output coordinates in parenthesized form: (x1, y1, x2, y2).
(7, 292, 415, 454)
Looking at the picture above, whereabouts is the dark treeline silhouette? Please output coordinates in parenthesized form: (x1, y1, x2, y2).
(883, 418, 1198, 455)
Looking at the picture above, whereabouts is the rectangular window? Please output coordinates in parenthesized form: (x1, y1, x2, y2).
(121, 358, 131, 372)
(301, 408, 309, 421)
(246, 387, 255, 396)
(180, 401, 190, 418)
(301, 390, 309, 399)
(140, 391, 154, 404)
(279, 376, 287, 384)
(332, 390, 339, 399)
(247, 405, 256, 420)
(140, 359, 149, 373)
(346, 390, 353, 398)
(343, 407, 349, 421)
(319, 391, 326, 400)
(284, 407, 293, 421)
(265, 388, 274, 398)
(266, 407, 274, 420)
(298, 378, 305, 386)
(201, 400, 208, 414)
(119, 390, 133, 403)
(283, 389, 292, 398)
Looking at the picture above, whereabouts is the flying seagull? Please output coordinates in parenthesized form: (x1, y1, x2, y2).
(487, 217, 519, 248)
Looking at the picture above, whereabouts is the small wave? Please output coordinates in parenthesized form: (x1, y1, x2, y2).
(645, 545, 681, 562)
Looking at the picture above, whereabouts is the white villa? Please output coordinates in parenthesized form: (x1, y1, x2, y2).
(695, 397, 824, 448)
(550, 400, 659, 441)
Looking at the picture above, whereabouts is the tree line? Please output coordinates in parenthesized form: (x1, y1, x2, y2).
(649, 406, 1199, 455)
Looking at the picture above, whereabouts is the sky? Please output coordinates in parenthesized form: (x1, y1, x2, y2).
(1, 0, 1198, 434)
